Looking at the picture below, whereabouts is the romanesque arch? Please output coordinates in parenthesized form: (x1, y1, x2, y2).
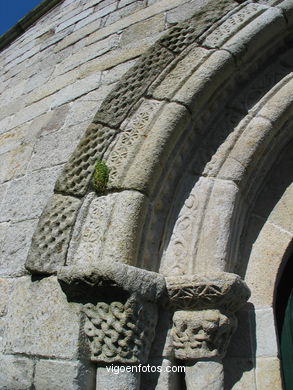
(24, 1, 293, 389)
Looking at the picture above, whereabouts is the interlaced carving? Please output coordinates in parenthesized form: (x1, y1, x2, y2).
(167, 272, 250, 360)
(171, 309, 236, 360)
(55, 124, 116, 197)
(83, 295, 158, 363)
(26, 194, 81, 274)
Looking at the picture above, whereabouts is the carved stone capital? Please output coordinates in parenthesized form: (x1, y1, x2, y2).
(83, 294, 158, 363)
(171, 309, 236, 360)
(166, 272, 250, 312)
(58, 262, 166, 364)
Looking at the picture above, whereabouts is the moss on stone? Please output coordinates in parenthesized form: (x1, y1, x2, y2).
(91, 160, 109, 194)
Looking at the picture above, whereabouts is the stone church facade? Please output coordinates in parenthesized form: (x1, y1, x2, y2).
(0, 0, 292, 389)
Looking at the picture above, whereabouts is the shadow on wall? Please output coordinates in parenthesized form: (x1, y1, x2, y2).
(223, 302, 256, 390)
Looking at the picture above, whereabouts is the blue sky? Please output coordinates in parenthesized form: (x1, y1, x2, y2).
(0, 0, 42, 36)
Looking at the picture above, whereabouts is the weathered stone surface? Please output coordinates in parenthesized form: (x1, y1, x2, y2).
(223, 358, 255, 390)
(96, 366, 141, 390)
(245, 222, 292, 307)
(55, 9, 94, 33)
(172, 49, 234, 116)
(58, 261, 166, 303)
(107, 102, 191, 195)
(254, 76, 293, 126)
(26, 194, 81, 275)
(255, 308, 279, 358)
(149, 45, 212, 100)
(161, 0, 237, 52)
(4, 276, 82, 359)
(106, 98, 164, 187)
(217, 117, 274, 183)
(0, 219, 38, 277)
(120, 14, 165, 46)
(68, 191, 149, 267)
(0, 144, 34, 184)
(94, 44, 174, 128)
(28, 125, 83, 171)
(0, 166, 63, 223)
(226, 308, 254, 359)
(195, 179, 244, 273)
(172, 309, 236, 360)
(255, 357, 283, 390)
(0, 278, 13, 316)
(34, 359, 95, 390)
(55, 123, 116, 196)
(201, 3, 265, 48)
(268, 184, 293, 234)
(217, 4, 286, 65)
(0, 355, 34, 390)
(185, 360, 224, 390)
(83, 296, 158, 363)
(166, 272, 250, 312)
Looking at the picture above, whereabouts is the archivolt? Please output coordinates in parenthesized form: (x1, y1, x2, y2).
(25, 0, 293, 276)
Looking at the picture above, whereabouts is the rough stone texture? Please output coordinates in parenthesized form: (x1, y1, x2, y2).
(161, 0, 237, 52)
(34, 359, 95, 390)
(255, 357, 283, 390)
(26, 194, 82, 274)
(0, 166, 62, 223)
(0, 219, 38, 277)
(149, 45, 212, 100)
(172, 310, 236, 360)
(83, 296, 158, 363)
(4, 276, 82, 359)
(96, 367, 141, 390)
(107, 101, 191, 195)
(245, 222, 292, 307)
(0, 278, 13, 316)
(223, 358, 256, 390)
(185, 360, 224, 390)
(254, 308, 279, 358)
(0, 0, 292, 388)
(0, 355, 34, 390)
(55, 124, 117, 196)
(93, 44, 174, 127)
(166, 273, 250, 312)
(68, 191, 149, 267)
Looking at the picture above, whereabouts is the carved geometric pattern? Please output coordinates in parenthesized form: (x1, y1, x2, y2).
(172, 309, 236, 359)
(106, 99, 162, 185)
(160, 20, 200, 54)
(55, 124, 116, 197)
(26, 194, 81, 274)
(94, 45, 174, 128)
(200, 3, 262, 48)
(167, 273, 250, 312)
(83, 295, 158, 363)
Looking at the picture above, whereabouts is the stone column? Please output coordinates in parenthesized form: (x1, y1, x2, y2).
(58, 261, 166, 390)
(166, 272, 250, 390)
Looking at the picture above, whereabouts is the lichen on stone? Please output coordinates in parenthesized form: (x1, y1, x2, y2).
(91, 160, 109, 194)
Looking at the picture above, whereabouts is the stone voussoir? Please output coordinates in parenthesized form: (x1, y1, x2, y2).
(25, 194, 82, 275)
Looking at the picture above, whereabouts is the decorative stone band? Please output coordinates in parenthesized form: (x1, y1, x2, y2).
(57, 262, 166, 364)
(166, 272, 250, 312)
(166, 272, 250, 360)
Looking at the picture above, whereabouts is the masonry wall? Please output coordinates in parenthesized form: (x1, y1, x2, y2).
(0, 0, 205, 388)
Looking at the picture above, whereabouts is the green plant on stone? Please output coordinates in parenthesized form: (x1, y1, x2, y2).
(91, 160, 109, 193)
